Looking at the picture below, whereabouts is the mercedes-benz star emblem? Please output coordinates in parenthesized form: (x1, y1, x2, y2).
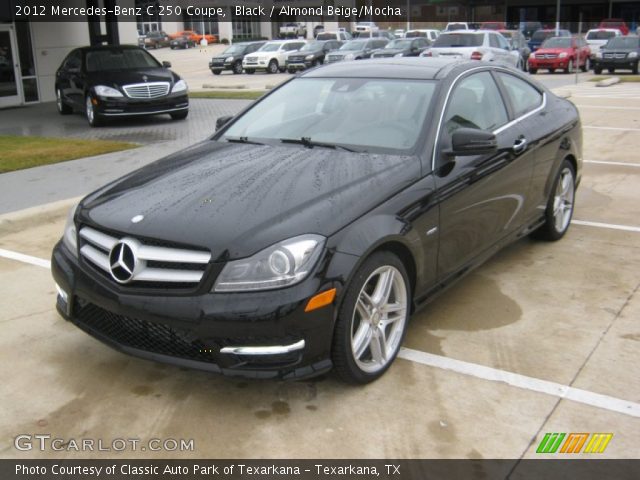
(109, 241, 136, 284)
(142, 75, 148, 82)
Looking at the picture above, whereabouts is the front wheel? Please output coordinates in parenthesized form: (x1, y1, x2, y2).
(233, 62, 243, 74)
(632, 62, 638, 75)
(565, 60, 574, 74)
(170, 110, 188, 121)
(594, 66, 603, 74)
(212, 70, 221, 75)
(608, 68, 615, 74)
(529, 67, 538, 74)
(549, 68, 555, 74)
(531, 160, 576, 241)
(267, 59, 279, 74)
(56, 89, 72, 114)
(581, 57, 590, 72)
(85, 95, 103, 127)
(332, 252, 410, 384)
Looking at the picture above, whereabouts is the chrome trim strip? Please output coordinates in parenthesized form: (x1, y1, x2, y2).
(137, 245, 211, 264)
(220, 340, 306, 356)
(101, 106, 188, 117)
(134, 268, 203, 283)
(493, 93, 546, 135)
(79, 228, 117, 251)
(80, 244, 111, 272)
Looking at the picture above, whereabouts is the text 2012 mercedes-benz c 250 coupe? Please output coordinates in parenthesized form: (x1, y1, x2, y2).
(52, 59, 582, 384)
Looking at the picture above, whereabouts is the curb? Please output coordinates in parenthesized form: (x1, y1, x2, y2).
(596, 77, 620, 87)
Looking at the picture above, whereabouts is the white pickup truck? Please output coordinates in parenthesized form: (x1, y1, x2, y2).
(280, 23, 307, 38)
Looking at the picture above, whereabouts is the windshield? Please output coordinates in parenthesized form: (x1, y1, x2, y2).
(586, 31, 617, 40)
(340, 41, 366, 51)
(86, 49, 160, 72)
(607, 37, 640, 49)
(316, 33, 336, 40)
(386, 39, 412, 49)
(434, 33, 483, 48)
(259, 43, 283, 52)
(601, 21, 623, 28)
(532, 31, 555, 41)
(222, 78, 436, 153)
(542, 37, 572, 48)
(405, 31, 426, 38)
(300, 42, 322, 51)
(223, 45, 246, 55)
(447, 24, 467, 31)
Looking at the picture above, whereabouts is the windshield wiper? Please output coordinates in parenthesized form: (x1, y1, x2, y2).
(280, 137, 359, 152)
(225, 136, 265, 146)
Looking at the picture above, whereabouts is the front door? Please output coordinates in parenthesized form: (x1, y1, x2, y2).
(0, 25, 22, 108)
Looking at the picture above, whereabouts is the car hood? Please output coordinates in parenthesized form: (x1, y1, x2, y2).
(534, 48, 572, 55)
(80, 142, 420, 260)
(86, 68, 177, 86)
(602, 47, 636, 53)
(374, 48, 408, 55)
(250, 51, 285, 58)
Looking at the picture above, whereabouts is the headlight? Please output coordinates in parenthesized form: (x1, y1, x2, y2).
(344, 53, 355, 60)
(394, 53, 404, 57)
(172, 79, 188, 93)
(62, 204, 79, 258)
(94, 85, 123, 98)
(595, 51, 603, 58)
(225, 56, 234, 62)
(559, 52, 568, 58)
(213, 234, 325, 292)
(305, 54, 314, 60)
(628, 51, 638, 58)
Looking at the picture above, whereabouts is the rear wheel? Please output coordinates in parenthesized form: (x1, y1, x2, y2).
(565, 59, 574, 74)
(531, 160, 576, 241)
(267, 59, 279, 74)
(594, 66, 603, 74)
(549, 68, 555, 73)
(632, 62, 639, 75)
(529, 67, 538, 74)
(56, 89, 72, 115)
(212, 70, 221, 75)
(608, 67, 615, 73)
(332, 251, 410, 384)
(581, 57, 590, 72)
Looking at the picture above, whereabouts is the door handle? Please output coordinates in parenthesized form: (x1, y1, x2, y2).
(513, 137, 527, 153)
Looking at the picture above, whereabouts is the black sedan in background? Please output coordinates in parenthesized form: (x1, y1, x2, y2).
(142, 31, 171, 49)
(52, 59, 582, 383)
(326, 38, 389, 62)
(209, 41, 266, 75)
(285, 40, 343, 72)
(170, 35, 197, 49)
(371, 37, 431, 58)
(593, 36, 640, 74)
(55, 45, 189, 127)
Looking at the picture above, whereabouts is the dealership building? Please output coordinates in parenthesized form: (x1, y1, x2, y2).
(1, 0, 639, 108)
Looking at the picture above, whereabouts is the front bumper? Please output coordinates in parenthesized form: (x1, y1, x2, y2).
(285, 61, 311, 70)
(51, 241, 347, 380)
(528, 59, 568, 70)
(94, 93, 188, 117)
(592, 57, 638, 69)
(209, 60, 234, 72)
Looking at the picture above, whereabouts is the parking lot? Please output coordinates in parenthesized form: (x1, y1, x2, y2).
(1, 64, 639, 461)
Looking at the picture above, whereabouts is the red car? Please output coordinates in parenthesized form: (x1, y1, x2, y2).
(528, 36, 591, 74)
(598, 19, 629, 36)
(480, 22, 507, 31)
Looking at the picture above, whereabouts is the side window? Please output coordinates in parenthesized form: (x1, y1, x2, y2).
(65, 50, 82, 71)
(497, 73, 543, 117)
(489, 34, 500, 48)
(444, 72, 508, 134)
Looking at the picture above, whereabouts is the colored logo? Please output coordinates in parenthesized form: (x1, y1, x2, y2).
(536, 432, 613, 454)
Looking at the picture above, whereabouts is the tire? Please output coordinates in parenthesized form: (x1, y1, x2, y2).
(170, 46, 175, 50)
(267, 59, 278, 74)
(529, 67, 537, 74)
(581, 57, 589, 72)
(531, 159, 576, 241)
(594, 66, 603, 74)
(212, 70, 221, 75)
(565, 60, 574, 74)
(233, 62, 243, 74)
(287, 68, 296, 74)
(608, 68, 615, 74)
(549, 68, 555, 74)
(85, 95, 103, 127)
(311, 59, 318, 67)
(170, 110, 188, 121)
(332, 251, 411, 384)
(632, 62, 639, 75)
(245, 69, 255, 74)
(56, 88, 72, 115)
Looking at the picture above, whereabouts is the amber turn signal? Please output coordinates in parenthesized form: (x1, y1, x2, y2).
(304, 288, 337, 313)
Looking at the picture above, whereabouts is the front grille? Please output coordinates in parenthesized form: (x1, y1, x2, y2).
(536, 53, 558, 59)
(327, 55, 342, 62)
(78, 226, 211, 289)
(373, 53, 394, 58)
(123, 82, 170, 99)
(604, 53, 627, 59)
(288, 56, 305, 62)
(245, 56, 257, 62)
(75, 301, 214, 363)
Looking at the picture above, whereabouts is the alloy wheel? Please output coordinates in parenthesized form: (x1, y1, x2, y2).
(350, 265, 408, 374)
(86, 96, 94, 124)
(56, 90, 63, 112)
(553, 167, 575, 233)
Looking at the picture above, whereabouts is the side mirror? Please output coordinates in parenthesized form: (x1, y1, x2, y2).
(450, 128, 497, 156)
(215, 115, 233, 131)
(162, 61, 172, 68)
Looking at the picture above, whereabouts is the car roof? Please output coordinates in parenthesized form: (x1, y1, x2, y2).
(78, 45, 143, 52)
(301, 58, 478, 80)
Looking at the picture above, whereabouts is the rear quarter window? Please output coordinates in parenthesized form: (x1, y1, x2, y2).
(497, 73, 543, 117)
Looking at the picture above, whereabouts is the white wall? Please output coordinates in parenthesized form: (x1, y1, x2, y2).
(31, 22, 90, 102)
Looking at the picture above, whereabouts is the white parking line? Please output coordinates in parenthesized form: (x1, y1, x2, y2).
(572, 220, 640, 233)
(0, 248, 51, 269)
(583, 126, 640, 132)
(584, 160, 640, 168)
(1, 246, 639, 418)
(398, 348, 640, 418)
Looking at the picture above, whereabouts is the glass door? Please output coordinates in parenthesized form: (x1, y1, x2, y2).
(0, 24, 22, 108)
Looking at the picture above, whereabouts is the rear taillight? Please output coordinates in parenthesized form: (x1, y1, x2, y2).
(470, 51, 483, 60)
(423, 51, 432, 57)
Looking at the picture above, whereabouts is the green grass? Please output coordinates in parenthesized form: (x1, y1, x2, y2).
(189, 90, 264, 100)
(0, 135, 138, 173)
(588, 76, 640, 82)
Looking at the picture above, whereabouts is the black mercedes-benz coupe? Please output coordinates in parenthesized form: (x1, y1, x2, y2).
(52, 59, 582, 383)
(55, 45, 189, 127)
